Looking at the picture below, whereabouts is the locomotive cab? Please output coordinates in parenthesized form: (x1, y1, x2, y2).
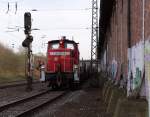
(45, 36, 79, 89)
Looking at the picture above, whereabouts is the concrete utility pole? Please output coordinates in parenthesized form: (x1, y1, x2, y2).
(91, 0, 99, 71)
(22, 12, 33, 91)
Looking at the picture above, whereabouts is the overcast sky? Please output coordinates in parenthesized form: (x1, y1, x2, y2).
(0, 0, 99, 59)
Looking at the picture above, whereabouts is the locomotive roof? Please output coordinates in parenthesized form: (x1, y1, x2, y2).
(48, 39, 77, 44)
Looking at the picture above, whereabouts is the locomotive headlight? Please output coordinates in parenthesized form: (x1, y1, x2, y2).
(54, 57, 58, 61)
(73, 64, 79, 81)
(60, 41, 63, 44)
(74, 65, 78, 70)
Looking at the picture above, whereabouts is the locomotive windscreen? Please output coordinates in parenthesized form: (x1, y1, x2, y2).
(65, 43, 74, 49)
(51, 43, 59, 49)
(48, 40, 75, 50)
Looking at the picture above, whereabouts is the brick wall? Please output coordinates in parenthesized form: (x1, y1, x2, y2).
(130, 0, 143, 45)
(106, 0, 128, 80)
(100, 0, 150, 111)
(104, 0, 144, 76)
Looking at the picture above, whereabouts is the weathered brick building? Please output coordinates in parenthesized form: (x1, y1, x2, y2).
(99, 0, 150, 113)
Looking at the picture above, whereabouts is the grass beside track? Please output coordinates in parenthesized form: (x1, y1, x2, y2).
(0, 75, 25, 83)
(0, 74, 39, 84)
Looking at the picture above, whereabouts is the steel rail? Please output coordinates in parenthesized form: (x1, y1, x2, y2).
(16, 91, 68, 117)
(0, 89, 50, 112)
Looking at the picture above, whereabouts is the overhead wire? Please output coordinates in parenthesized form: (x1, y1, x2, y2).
(32, 27, 91, 31)
(0, 1, 92, 42)
(29, 8, 92, 12)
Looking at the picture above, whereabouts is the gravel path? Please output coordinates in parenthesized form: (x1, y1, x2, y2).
(32, 86, 108, 117)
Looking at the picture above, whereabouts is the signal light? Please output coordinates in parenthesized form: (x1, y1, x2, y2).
(24, 12, 31, 31)
(22, 35, 33, 47)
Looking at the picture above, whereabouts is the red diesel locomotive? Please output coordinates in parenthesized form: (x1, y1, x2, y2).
(45, 36, 80, 89)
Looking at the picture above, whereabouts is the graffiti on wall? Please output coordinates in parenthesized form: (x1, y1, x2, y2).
(132, 42, 144, 89)
(100, 50, 107, 72)
(111, 59, 118, 80)
(134, 67, 142, 88)
(127, 41, 144, 95)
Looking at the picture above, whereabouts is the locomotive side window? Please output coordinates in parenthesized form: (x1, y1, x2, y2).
(65, 43, 74, 49)
(51, 43, 59, 49)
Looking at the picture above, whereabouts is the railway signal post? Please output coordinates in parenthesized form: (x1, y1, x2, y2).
(22, 12, 33, 91)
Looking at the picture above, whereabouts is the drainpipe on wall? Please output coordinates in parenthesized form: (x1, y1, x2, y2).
(128, 0, 131, 48)
(127, 0, 132, 97)
(142, 0, 149, 116)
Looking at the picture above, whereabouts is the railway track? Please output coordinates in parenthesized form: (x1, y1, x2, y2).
(0, 89, 68, 117)
(0, 80, 39, 89)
